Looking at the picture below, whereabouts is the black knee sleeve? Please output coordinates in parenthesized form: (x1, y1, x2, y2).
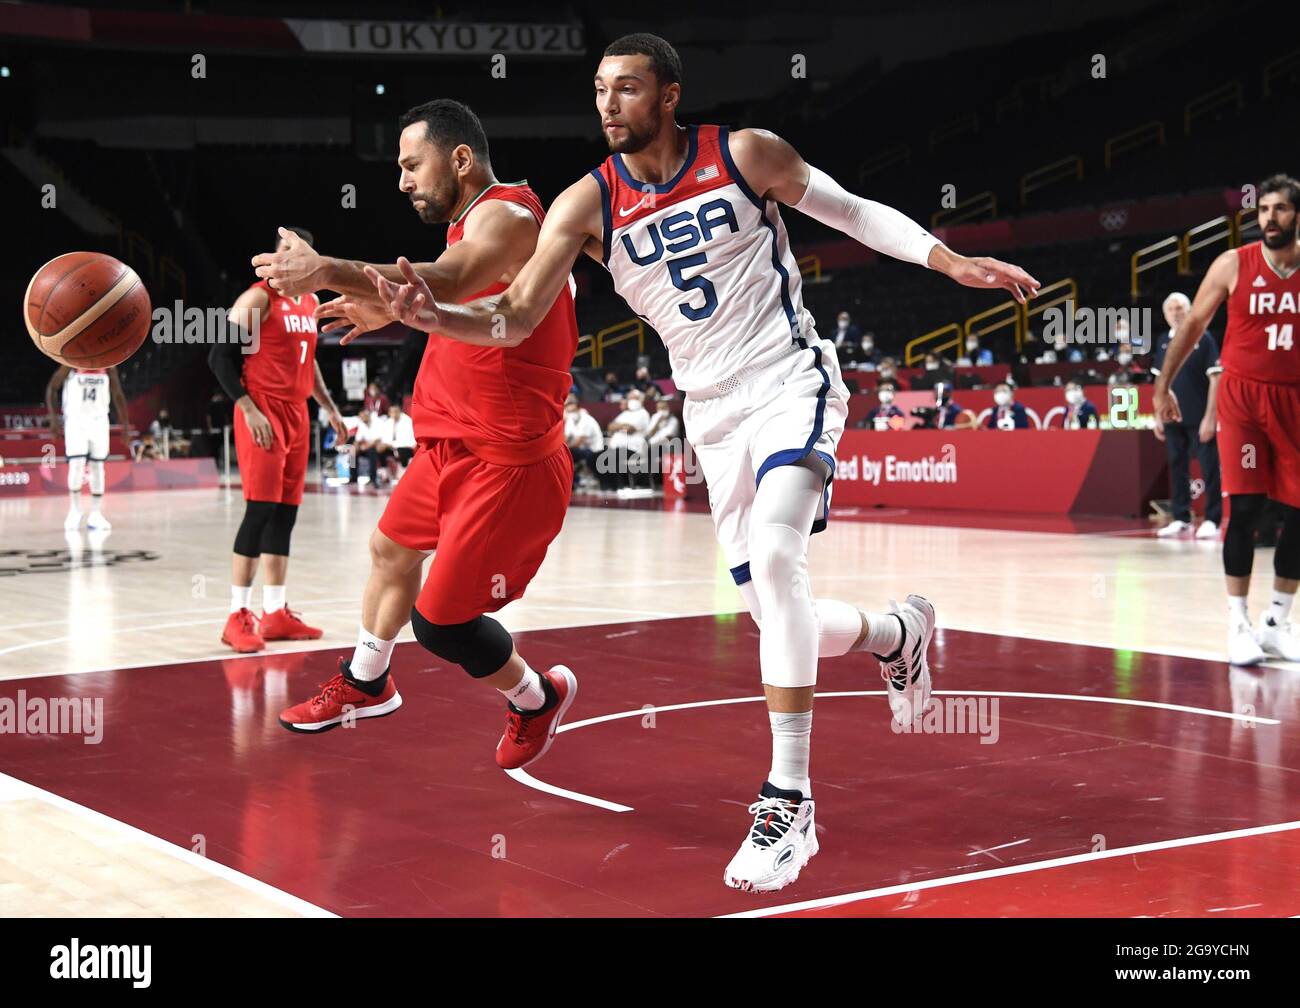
(260, 502, 299, 556)
(1224, 494, 1266, 578)
(233, 500, 278, 558)
(1274, 504, 1300, 580)
(410, 608, 514, 679)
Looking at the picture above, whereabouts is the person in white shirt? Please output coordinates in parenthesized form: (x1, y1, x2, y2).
(346, 408, 377, 485)
(563, 395, 604, 490)
(644, 396, 682, 490)
(604, 389, 650, 490)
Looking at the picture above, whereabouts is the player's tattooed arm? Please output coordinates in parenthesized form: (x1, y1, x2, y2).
(728, 128, 1039, 303)
(45, 365, 70, 436)
(1153, 249, 1236, 424)
(369, 175, 600, 347)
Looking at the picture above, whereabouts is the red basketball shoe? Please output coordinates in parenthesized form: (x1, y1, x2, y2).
(279, 660, 402, 733)
(495, 666, 577, 770)
(221, 608, 265, 653)
(259, 606, 323, 641)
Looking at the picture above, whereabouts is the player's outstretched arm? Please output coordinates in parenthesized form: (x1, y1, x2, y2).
(1152, 249, 1235, 424)
(728, 128, 1040, 303)
(369, 176, 600, 347)
(313, 200, 543, 346)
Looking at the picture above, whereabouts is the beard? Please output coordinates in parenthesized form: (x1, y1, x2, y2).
(604, 112, 660, 155)
(1263, 220, 1298, 250)
(410, 176, 460, 225)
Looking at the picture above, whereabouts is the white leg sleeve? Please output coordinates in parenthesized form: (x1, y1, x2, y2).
(749, 463, 823, 689)
(67, 456, 86, 493)
(88, 459, 105, 496)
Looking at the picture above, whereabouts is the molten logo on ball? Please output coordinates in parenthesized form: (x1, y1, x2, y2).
(23, 251, 152, 369)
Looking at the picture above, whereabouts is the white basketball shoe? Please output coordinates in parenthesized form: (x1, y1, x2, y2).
(724, 782, 818, 893)
(63, 507, 82, 531)
(86, 511, 111, 531)
(1228, 620, 1267, 666)
(875, 594, 936, 724)
(1256, 614, 1300, 662)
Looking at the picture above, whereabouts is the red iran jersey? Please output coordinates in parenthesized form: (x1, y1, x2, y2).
(242, 279, 320, 402)
(410, 182, 579, 443)
(1222, 241, 1300, 385)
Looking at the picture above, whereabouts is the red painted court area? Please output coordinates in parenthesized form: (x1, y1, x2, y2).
(2, 617, 1297, 917)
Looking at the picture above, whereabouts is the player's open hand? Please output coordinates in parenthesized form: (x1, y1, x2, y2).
(1152, 386, 1182, 425)
(364, 258, 441, 333)
(251, 227, 322, 297)
(314, 295, 395, 346)
(949, 255, 1041, 304)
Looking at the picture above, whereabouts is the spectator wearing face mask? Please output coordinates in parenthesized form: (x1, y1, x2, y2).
(603, 390, 651, 491)
(630, 364, 661, 402)
(1107, 342, 1146, 385)
(860, 381, 906, 430)
(916, 382, 973, 429)
(1151, 291, 1222, 539)
(831, 311, 861, 349)
(962, 337, 994, 367)
(603, 371, 625, 403)
(645, 395, 680, 449)
(563, 395, 604, 490)
(876, 357, 899, 387)
(856, 331, 880, 368)
(913, 352, 954, 391)
(985, 382, 1030, 429)
(1061, 381, 1100, 429)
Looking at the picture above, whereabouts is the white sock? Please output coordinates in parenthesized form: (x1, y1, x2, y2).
(863, 611, 903, 656)
(1228, 596, 1250, 626)
(263, 584, 286, 613)
(230, 585, 252, 614)
(67, 491, 80, 513)
(90, 493, 104, 514)
(501, 664, 546, 711)
(768, 710, 812, 797)
(1267, 590, 1295, 627)
(350, 626, 396, 681)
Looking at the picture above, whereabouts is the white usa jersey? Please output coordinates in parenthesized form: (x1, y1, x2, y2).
(592, 124, 817, 394)
(62, 369, 110, 424)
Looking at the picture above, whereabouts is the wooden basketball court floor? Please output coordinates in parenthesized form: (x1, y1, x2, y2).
(1, 485, 1297, 917)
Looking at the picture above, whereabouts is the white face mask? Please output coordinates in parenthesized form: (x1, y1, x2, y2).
(838, 319, 849, 329)
(879, 390, 894, 404)
(966, 341, 978, 352)
(862, 341, 873, 352)
(925, 361, 939, 371)
(626, 399, 643, 411)
(994, 390, 1012, 406)
(1066, 389, 1084, 406)
(1117, 352, 1132, 366)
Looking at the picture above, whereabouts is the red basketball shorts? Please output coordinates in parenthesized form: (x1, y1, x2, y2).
(234, 395, 309, 505)
(1216, 372, 1300, 508)
(378, 435, 572, 625)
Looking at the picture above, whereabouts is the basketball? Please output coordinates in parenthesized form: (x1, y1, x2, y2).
(23, 251, 151, 369)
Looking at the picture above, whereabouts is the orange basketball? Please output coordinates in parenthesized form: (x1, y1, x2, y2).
(24, 252, 152, 369)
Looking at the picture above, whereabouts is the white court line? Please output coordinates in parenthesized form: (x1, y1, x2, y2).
(0, 771, 336, 918)
(718, 819, 1300, 918)
(503, 769, 633, 812)
(511, 688, 1280, 813)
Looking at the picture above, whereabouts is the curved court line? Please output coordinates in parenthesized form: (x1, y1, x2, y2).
(718, 819, 1300, 918)
(510, 689, 1281, 812)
